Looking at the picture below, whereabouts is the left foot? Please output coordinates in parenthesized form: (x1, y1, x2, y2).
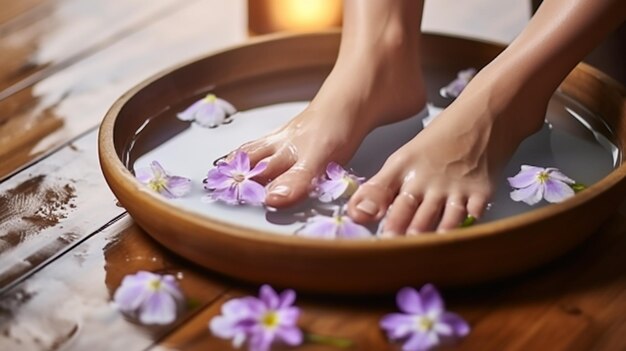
(347, 73, 548, 234)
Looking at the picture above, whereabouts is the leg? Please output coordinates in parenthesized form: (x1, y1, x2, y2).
(237, 0, 426, 207)
(349, 0, 626, 234)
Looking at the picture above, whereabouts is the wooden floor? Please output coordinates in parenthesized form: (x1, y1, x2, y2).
(1, 1, 625, 350)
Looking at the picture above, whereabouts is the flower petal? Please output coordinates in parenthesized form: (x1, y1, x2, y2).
(259, 285, 280, 310)
(210, 315, 241, 338)
(297, 217, 338, 239)
(325, 162, 346, 180)
(232, 151, 251, 173)
(113, 279, 150, 312)
(177, 99, 204, 121)
(420, 284, 444, 315)
(507, 167, 540, 189)
(396, 287, 424, 314)
(248, 160, 268, 178)
(278, 289, 296, 309)
(337, 218, 372, 239)
(277, 306, 299, 325)
(135, 167, 154, 184)
(317, 180, 348, 203)
(165, 176, 191, 198)
(194, 103, 225, 127)
(249, 328, 274, 351)
(380, 313, 416, 339)
(439, 312, 470, 337)
(217, 98, 237, 116)
(208, 186, 240, 205)
(239, 180, 266, 205)
(402, 331, 432, 351)
(204, 168, 233, 190)
(543, 179, 575, 203)
(547, 168, 576, 184)
(510, 182, 543, 205)
(150, 161, 167, 178)
(139, 291, 177, 325)
(276, 326, 303, 346)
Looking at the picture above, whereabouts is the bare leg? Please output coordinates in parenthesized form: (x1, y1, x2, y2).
(237, 0, 426, 207)
(348, 0, 626, 234)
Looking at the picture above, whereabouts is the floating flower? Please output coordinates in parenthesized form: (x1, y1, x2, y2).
(380, 284, 470, 351)
(135, 161, 191, 198)
(203, 151, 267, 206)
(210, 285, 303, 351)
(113, 271, 184, 325)
(508, 165, 581, 205)
(440, 68, 476, 99)
(297, 210, 372, 239)
(313, 162, 365, 203)
(177, 93, 236, 128)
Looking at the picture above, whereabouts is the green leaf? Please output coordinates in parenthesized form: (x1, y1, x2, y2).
(305, 333, 354, 349)
(571, 183, 586, 193)
(460, 215, 476, 228)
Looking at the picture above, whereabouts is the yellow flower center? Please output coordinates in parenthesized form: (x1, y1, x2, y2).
(417, 317, 435, 331)
(537, 171, 550, 184)
(342, 177, 359, 198)
(261, 311, 280, 329)
(203, 94, 217, 103)
(148, 176, 167, 192)
(148, 279, 162, 291)
(233, 173, 246, 183)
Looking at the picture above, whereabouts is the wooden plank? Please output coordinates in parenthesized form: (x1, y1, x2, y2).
(0, 216, 229, 350)
(0, 130, 124, 290)
(0, 0, 182, 98)
(0, 0, 246, 180)
(0, 0, 46, 27)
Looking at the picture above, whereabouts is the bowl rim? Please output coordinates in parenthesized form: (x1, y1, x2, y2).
(98, 30, 626, 251)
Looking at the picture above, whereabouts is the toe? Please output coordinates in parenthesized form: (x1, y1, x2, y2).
(238, 140, 274, 165)
(467, 193, 490, 219)
(265, 163, 319, 207)
(407, 193, 445, 234)
(436, 195, 468, 232)
(348, 170, 401, 223)
(382, 191, 422, 236)
(254, 149, 296, 184)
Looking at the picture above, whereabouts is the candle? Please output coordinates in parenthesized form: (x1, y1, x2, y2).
(248, 0, 342, 35)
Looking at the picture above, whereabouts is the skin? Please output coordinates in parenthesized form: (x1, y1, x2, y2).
(238, 0, 626, 235)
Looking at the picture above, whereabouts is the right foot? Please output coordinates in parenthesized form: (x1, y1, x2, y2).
(236, 29, 426, 208)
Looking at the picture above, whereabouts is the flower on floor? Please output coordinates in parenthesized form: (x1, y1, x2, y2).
(203, 151, 267, 206)
(508, 165, 583, 205)
(440, 68, 477, 99)
(113, 271, 184, 325)
(296, 209, 372, 239)
(135, 161, 191, 198)
(177, 93, 237, 128)
(313, 162, 365, 203)
(210, 285, 303, 351)
(380, 284, 470, 351)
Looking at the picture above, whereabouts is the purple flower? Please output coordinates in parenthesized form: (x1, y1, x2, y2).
(209, 285, 303, 351)
(113, 271, 184, 325)
(440, 68, 476, 99)
(380, 285, 470, 351)
(508, 165, 576, 205)
(313, 162, 365, 203)
(203, 151, 267, 206)
(135, 161, 191, 198)
(297, 211, 372, 239)
(177, 93, 236, 128)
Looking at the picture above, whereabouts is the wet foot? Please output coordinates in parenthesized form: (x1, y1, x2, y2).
(236, 30, 426, 208)
(347, 71, 548, 234)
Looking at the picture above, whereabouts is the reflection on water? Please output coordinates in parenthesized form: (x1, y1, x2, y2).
(132, 92, 618, 236)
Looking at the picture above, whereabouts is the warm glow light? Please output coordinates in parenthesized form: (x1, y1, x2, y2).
(265, 0, 342, 31)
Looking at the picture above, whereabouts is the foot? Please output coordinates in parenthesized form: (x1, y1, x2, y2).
(347, 72, 548, 234)
(237, 32, 426, 208)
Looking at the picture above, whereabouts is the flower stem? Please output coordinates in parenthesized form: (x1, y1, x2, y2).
(305, 333, 354, 349)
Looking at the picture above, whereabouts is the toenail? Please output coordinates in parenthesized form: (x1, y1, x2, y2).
(269, 185, 291, 197)
(407, 228, 421, 235)
(356, 200, 379, 216)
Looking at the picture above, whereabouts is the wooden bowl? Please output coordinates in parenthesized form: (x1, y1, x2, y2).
(99, 32, 626, 294)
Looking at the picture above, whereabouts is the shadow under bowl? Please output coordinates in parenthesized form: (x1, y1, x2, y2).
(99, 31, 626, 294)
